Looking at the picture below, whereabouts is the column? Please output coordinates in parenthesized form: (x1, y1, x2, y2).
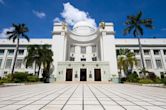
(150, 49, 156, 69)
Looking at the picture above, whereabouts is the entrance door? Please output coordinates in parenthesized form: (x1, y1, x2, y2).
(66, 69, 72, 81)
(94, 69, 101, 81)
(80, 69, 87, 81)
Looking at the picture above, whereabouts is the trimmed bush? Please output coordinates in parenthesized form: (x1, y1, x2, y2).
(161, 78, 166, 85)
(147, 72, 156, 81)
(127, 71, 139, 82)
(139, 79, 153, 84)
(154, 77, 162, 84)
(0, 80, 3, 85)
(27, 76, 39, 82)
(13, 72, 28, 83)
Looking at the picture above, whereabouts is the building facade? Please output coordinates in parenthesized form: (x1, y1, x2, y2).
(0, 21, 166, 82)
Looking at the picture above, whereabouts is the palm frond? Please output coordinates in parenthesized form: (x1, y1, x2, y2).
(8, 34, 16, 40)
(12, 35, 18, 43)
(22, 33, 30, 42)
(137, 25, 143, 36)
(123, 25, 134, 35)
(136, 11, 142, 21)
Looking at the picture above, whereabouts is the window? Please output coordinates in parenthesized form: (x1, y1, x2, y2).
(70, 57, 75, 61)
(145, 59, 152, 69)
(144, 50, 150, 55)
(81, 58, 86, 61)
(8, 49, 14, 55)
(154, 50, 160, 55)
(70, 45, 75, 53)
(116, 49, 120, 56)
(163, 50, 166, 55)
(134, 50, 140, 55)
(92, 45, 96, 53)
(0, 59, 2, 68)
(92, 57, 97, 61)
(15, 59, 23, 68)
(136, 59, 142, 68)
(0, 50, 4, 55)
(89, 74, 92, 78)
(156, 59, 163, 69)
(81, 46, 86, 54)
(5, 59, 12, 69)
(18, 50, 24, 55)
(160, 72, 165, 79)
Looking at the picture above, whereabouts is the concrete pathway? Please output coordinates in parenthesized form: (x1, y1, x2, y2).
(0, 83, 166, 110)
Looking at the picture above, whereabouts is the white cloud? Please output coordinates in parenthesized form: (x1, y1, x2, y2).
(33, 10, 46, 19)
(60, 2, 96, 27)
(54, 17, 61, 22)
(0, 27, 14, 38)
(0, 0, 4, 5)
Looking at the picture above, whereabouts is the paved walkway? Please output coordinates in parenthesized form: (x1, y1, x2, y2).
(0, 83, 166, 110)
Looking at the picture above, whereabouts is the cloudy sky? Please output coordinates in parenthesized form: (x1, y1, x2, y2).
(0, 0, 166, 38)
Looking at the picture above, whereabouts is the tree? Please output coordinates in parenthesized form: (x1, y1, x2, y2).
(24, 45, 40, 76)
(24, 44, 53, 81)
(6, 24, 29, 80)
(124, 11, 154, 75)
(117, 49, 137, 77)
(41, 45, 53, 82)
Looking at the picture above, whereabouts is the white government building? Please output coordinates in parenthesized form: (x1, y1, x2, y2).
(0, 21, 166, 82)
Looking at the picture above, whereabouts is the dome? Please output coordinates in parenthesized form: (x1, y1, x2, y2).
(73, 21, 95, 29)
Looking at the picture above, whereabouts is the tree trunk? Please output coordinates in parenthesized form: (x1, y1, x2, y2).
(34, 61, 37, 75)
(137, 36, 145, 75)
(37, 64, 41, 77)
(11, 37, 19, 80)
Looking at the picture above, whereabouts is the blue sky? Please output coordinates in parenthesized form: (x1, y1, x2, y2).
(0, 0, 166, 38)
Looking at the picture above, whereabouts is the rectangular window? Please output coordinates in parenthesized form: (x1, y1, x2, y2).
(81, 46, 86, 54)
(70, 57, 75, 61)
(156, 59, 163, 69)
(136, 59, 142, 68)
(0, 49, 4, 55)
(8, 49, 14, 55)
(70, 45, 75, 53)
(15, 59, 23, 68)
(92, 45, 96, 53)
(145, 59, 152, 69)
(18, 50, 24, 55)
(92, 57, 97, 61)
(163, 50, 166, 55)
(134, 50, 140, 55)
(116, 49, 120, 56)
(5, 59, 12, 69)
(81, 58, 86, 61)
(154, 50, 160, 55)
(0, 59, 2, 68)
(144, 50, 150, 55)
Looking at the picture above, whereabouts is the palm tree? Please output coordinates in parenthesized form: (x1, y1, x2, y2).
(24, 45, 40, 76)
(124, 11, 154, 75)
(25, 44, 53, 80)
(117, 49, 137, 77)
(41, 45, 53, 82)
(6, 24, 29, 80)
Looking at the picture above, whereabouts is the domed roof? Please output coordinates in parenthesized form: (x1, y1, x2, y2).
(73, 21, 95, 29)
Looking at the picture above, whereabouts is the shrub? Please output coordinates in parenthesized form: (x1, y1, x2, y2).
(0, 74, 13, 83)
(161, 78, 166, 85)
(120, 77, 127, 83)
(0, 80, 3, 85)
(127, 71, 139, 82)
(139, 79, 153, 84)
(13, 72, 28, 83)
(147, 72, 156, 81)
(27, 76, 39, 82)
(154, 77, 162, 84)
